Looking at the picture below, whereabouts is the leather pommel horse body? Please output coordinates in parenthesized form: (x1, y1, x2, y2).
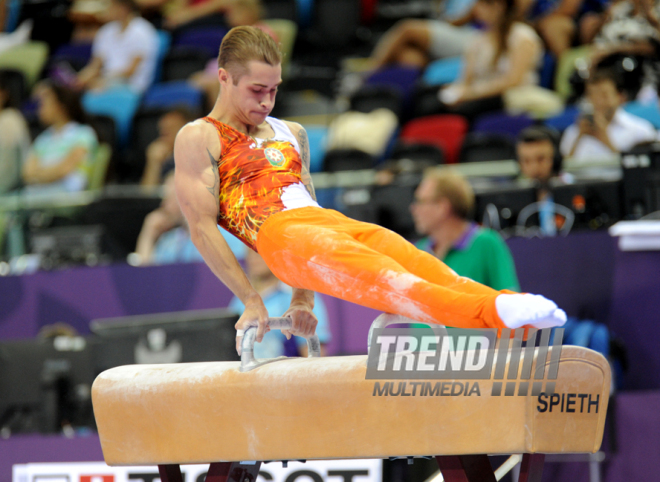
(92, 318, 611, 482)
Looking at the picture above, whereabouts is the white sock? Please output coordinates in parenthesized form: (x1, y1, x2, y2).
(495, 294, 567, 330)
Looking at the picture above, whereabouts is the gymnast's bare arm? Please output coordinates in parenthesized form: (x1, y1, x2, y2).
(173, 120, 270, 351)
(280, 120, 319, 340)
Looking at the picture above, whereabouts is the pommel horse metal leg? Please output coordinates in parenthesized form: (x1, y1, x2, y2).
(158, 462, 262, 482)
(434, 453, 543, 482)
(436, 455, 497, 482)
(518, 454, 545, 482)
(158, 465, 183, 482)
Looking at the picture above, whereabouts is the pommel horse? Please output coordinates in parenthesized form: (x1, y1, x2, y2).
(92, 315, 611, 482)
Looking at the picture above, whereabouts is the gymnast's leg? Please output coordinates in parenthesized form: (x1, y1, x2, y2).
(341, 213, 564, 329)
(256, 208, 565, 330)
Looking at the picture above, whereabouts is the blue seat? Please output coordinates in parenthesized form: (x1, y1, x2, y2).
(173, 27, 227, 58)
(623, 101, 660, 129)
(142, 81, 204, 112)
(5, 0, 21, 32)
(152, 30, 172, 84)
(422, 57, 463, 86)
(543, 106, 579, 133)
(538, 51, 556, 90)
(82, 86, 141, 147)
(365, 66, 421, 114)
(296, 0, 313, 28)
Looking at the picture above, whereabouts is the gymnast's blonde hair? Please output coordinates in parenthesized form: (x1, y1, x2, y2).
(217, 25, 281, 84)
(424, 168, 475, 220)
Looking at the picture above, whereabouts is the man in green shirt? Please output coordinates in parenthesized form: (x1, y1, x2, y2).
(411, 168, 520, 291)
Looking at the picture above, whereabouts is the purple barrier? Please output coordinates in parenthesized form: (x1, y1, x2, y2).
(542, 391, 660, 482)
(1, 391, 658, 482)
(608, 249, 660, 390)
(0, 433, 104, 482)
(0, 263, 231, 338)
(0, 262, 345, 355)
(506, 231, 617, 324)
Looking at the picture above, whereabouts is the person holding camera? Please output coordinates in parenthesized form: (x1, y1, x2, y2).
(560, 68, 656, 162)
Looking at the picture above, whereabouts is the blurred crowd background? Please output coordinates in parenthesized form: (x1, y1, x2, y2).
(0, 0, 660, 270)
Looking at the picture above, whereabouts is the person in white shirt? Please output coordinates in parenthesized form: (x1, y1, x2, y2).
(76, 0, 159, 93)
(433, 0, 545, 121)
(560, 68, 657, 162)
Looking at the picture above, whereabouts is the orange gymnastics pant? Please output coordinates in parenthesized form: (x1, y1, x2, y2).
(256, 207, 511, 329)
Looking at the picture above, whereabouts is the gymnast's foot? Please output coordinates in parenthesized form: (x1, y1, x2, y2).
(495, 293, 567, 330)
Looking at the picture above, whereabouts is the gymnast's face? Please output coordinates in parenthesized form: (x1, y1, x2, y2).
(220, 60, 282, 127)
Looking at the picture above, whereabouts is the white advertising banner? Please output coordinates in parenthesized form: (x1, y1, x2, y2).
(13, 460, 382, 482)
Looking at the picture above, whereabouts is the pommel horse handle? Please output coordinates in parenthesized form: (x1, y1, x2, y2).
(240, 316, 321, 372)
(367, 314, 446, 354)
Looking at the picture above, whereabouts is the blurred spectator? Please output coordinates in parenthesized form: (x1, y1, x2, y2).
(224, 0, 272, 31)
(135, 173, 246, 264)
(410, 168, 520, 291)
(162, 0, 230, 30)
(560, 68, 656, 161)
(370, 0, 581, 69)
(76, 0, 159, 93)
(522, 0, 607, 59)
(369, 11, 479, 69)
(585, 0, 660, 98)
(434, 0, 546, 121)
(0, 71, 30, 194)
(586, 0, 660, 55)
(189, 0, 276, 110)
(141, 107, 195, 187)
(228, 249, 332, 359)
(517, 126, 573, 235)
(22, 81, 98, 194)
(517, 125, 571, 185)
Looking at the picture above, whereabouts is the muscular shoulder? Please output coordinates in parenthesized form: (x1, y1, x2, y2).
(174, 120, 222, 169)
(177, 120, 221, 154)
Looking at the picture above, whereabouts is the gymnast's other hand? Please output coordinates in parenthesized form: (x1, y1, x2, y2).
(282, 303, 318, 340)
(235, 296, 270, 355)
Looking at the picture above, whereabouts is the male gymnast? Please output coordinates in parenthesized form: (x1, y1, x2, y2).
(173, 26, 567, 352)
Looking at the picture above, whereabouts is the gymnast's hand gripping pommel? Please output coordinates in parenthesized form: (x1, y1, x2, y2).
(239, 316, 321, 372)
